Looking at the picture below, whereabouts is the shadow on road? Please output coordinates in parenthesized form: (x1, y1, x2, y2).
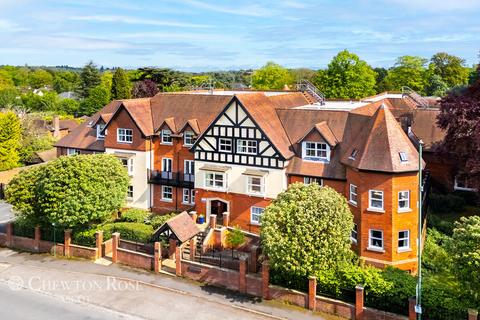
(199, 284, 263, 304)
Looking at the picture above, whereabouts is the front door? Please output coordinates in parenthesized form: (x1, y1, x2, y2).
(210, 200, 228, 225)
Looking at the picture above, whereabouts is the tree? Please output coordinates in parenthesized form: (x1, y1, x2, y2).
(383, 56, 428, 94)
(314, 50, 377, 99)
(374, 67, 388, 92)
(78, 61, 101, 98)
(252, 62, 294, 90)
(18, 115, 54, 164)
(0, 111, 21, 171)
(53, 71, 80, 93)
(0, 88, 21, 109)
(425, 74, 449, 97)
(0, 70, 14, 89)
(29, 69, 54, 89)
(58, 98, 80, 115)
(6, 154, 130, 228)
(100, 71, 113, 93)
(79, 85, 110, 115)
(290, 68, 316, 83)
(21, 91, 60, 112)
(437, 66, 480, 191)
(111, 68, 131, 99)
(261, 183, 354, 278)
(135, 67, 188, 91)
(430, 52, 469, 88)
(132, 79, 159, 98)
(447, 216, 480, 297)
(225, 226, 245, 257)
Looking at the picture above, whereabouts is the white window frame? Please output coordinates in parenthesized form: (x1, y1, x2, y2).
(368, 190, 384, 212)
(247, 176, 265, 195)
(120, 158, 134, 176)
(161, 129, 173, 145)
(182, 188, 190, 204)
(351, 223, 358, 244)
(303, 177, 323, 186)
(302, 141, 330, 162)
(237, 139, 257, 155)
(368, 229, 384, 251)
(127, 185, 134, 199)
(250, 206, 264, 225)
(349, 184, 358, 206)
(184, 131, 194, 146)
(205, 172, 225, 190)
(398, 190, 411, 212)
(161, 185, 173, 202)
(190, 189, 195, 204)
(184, 160, 194, 175)
(399, 152, 409, 162)
(454, 175, 477, 192)
(117, 128, 133, 143)
(162, 158, 172, 172)
(219, 138, 232, 152)
(67, 148, 80, 156)
(96, 124, 105, 139)
(398, 230, 410, 252)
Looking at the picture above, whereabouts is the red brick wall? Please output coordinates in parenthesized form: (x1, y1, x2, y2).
(117, 248, 154, 270)
(181, 260, 240, 291)
(151, 184, 194, 214)
(70, 244, 98, 260)
(104, 108, 151, 151)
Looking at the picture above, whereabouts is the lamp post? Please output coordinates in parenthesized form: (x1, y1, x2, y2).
(416, 140, 424, 319)
(52, 222, 56, 257)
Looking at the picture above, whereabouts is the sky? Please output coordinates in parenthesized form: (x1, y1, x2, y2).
(0, 0, 479, 71)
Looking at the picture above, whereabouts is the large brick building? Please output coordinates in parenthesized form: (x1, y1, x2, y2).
(55, 89, 449, 273)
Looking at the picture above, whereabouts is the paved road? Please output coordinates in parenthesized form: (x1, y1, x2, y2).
(0, 201, 14, 223)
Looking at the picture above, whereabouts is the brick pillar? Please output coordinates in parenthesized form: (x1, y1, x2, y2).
(64, 229, 72, 258)
(308, 276, 317, 310)
(34, 226, 41, 252)
(408, 297, 416, 320)
(239, 256, 247, 294)
(6, 222, 12, 247)
(210, 214, 217, 229)
(95, 231, 103, 259)
(355, 285, 364, 320)
(262, 260, 270, 300)
(154, 242, 162, 273)
(189, 237, 196, 261)
(250, 245, 259, 273)
(468, 309, 478, 320)
(175, 245, 182, 276)
(222, 212, 230, 227)
(169, 238, 177, 258)
(111, 232, 120, 263)
(190, 211, 197, 223)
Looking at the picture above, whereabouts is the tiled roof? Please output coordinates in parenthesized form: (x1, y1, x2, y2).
(153, 211, 199, 243)
(411, 108, 445, 151)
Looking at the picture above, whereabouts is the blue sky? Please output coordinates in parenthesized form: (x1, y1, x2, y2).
(0, 0, 479, 71)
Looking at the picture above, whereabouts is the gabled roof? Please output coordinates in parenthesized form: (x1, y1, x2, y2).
(152, 211, 199, 243)
(411, 108, 445, 151)
(297, 121, 339, 147)
(122, 98, 153, 136)
(158, 117, 176, 132)
(341, 103, 424, 173)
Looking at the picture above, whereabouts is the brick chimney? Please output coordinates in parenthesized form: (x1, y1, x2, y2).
(53, 115, 60, 138)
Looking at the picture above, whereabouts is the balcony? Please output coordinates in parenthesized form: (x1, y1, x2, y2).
(148, 170, 195, 188)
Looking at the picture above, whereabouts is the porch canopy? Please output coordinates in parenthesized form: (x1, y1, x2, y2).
(152, 211, 200, 243)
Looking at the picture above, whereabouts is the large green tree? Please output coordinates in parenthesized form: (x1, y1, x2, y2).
(383, 56, 428, 93)
(6, 154, 130, 228)
(0, 111, 21, 171)
(252, 62, 294, 90)
(29, 69, 54, 89)
(18, 115, 54, 164)
(261, 183, 354, 278)
(78, 61, 101, 98)
(430, 52, 469, 88)
(111, 68, 131, 99)
(0, 88, 21, 109)
(79, 85, 110, 115)
(53, 71, 80, 93)
(314, 50, 377, 99)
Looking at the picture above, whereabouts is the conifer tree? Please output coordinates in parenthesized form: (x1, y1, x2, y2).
(111, 68, 131, 99)
(0, 111, 21, 171)
(78, 61, 101, 98)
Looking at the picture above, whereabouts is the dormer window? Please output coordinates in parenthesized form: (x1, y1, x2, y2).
(184, 131, 194, 146)
(161, 129, 173, 145)
(302, 141, 330, 162)
(349, 149, 358, 160)
(399, 152, 408, 162)
(96, 124, 106, 139)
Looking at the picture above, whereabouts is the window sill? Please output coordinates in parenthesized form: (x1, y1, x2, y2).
(397, 248, 412, 253)
(117, 141, 133, 144)
(247, 192, 266, 197)
(161, 199, 173, 203)
(160, 142, 173, 146)
(203, 187, 227, 192)
(183, 144, 193, 148)
(126, 198, 133, 201)
(301, 158, 330, 163)
(398, 208, 412, 213)
(367, 207, 385, 213)
(250, 222, 261, 226)
(367, 246, 385, 253)
(349, 200, 357, 207)
(350, 238, 358, 244)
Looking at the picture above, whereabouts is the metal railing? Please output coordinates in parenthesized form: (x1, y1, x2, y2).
(402, 86, 430, 108)
(296, 79, 325, 105)
(148, 170, 195, 188)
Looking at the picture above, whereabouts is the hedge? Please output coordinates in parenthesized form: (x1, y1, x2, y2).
(72, 222, 154, 246)
(119, 208, 150, 223)
(12, 219, 35, 239)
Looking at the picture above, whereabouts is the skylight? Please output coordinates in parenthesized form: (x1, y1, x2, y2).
(399, 152, 408, 162)
(349, 149, 358, 160)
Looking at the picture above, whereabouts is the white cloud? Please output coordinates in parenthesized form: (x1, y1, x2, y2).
(69, 15, 211, 28)
(281, 0, 307, 9)
(0, 19, 29, 32)
(182, 0, 276, 17)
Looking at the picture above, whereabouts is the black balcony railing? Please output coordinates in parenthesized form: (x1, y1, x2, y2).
(148, 170, 195, 188)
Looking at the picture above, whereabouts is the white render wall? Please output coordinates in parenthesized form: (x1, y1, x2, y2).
(194, 161, 288, 199)
(105, 148, 152, 210)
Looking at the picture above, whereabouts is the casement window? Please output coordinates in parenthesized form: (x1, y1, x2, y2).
(184, 160, 194, 175)
(96, 124, 106, 139)
(368, 229, 384, 250)
(205, 172, 225, 189)
(304, 177, 323, 186)
(67, 148, 80, 156)
(247, 176, 264, 195)
(120, 158, 134, 175)
(398, 191, 410, 211)
(162, 158, 172, 172)
(161, 129, 173, 144)
(349, 149, 358, 160)
(127, 186, 134, 199)
(184, 131, 195, 146)
(161, 186, 173, 201)
(219, 138, 232, 152)
(351, 223, 358, 243)
(117, 128, 133, 143)
(454, 175, 477, 192)
(182, 188, 196, 204)
(237, 139, 257, 155)
(368, 190, 384, 211)
(302, 141, 330, 161)
(250, 206, 264, 225)
(349, 184, 358, 205)
(399, 152, 408, 162)
(398, 230, 410, 251)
